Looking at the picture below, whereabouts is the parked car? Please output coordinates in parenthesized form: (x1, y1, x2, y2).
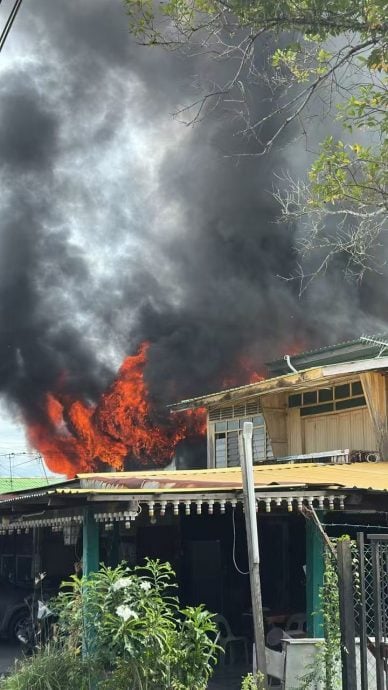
(0, 578, 32, 641)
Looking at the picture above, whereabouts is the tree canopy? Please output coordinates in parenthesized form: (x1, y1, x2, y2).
(125, 0, 387, 286)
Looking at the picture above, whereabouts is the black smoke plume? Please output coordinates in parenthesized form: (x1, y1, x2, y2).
(0, 0, 387, 436)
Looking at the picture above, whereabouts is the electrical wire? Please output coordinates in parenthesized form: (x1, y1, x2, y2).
(0, 450, 40, 458)
(232, 507, 249, 575)
(0, 0, 23, 53)
(39, 456, 50, 485)
(323, 522, 388, 531)
(0, 453, 56, 484)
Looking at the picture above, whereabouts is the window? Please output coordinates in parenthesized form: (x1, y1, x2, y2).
(16, 556, 32, 582)
(0, 554, 32, 583)
(289, 394, 302, 408)
(352, 381, 363, 396)
(288, 380, 366, 417)
(208, 402, 273, 467)
(0, 554, 14, 580)
(303, 391, 317, 405)
(209, 400, 261, 421)
(335, 384, 350, 399)
(318, 388, 333, 403)
(300, 403, 334, 417)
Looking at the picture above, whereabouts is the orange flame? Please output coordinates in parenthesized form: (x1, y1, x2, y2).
(221, 353, 265, 389)
(27, 343, 206, 477)
(27, 338, 309, 477)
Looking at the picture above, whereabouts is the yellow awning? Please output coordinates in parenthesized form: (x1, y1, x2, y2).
(76, 462, 388, 493)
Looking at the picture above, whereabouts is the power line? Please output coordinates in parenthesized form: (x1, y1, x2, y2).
(323, 522, 388, 531)
(0, 0, 23, 53)
(39, 454, 50, 484)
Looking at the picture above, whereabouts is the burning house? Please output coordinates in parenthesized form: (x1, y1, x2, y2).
(172, 336, 388, 467)
(2, 337, 388, 685)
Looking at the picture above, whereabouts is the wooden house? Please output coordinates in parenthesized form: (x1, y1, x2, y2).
(172, 337, 388, 466)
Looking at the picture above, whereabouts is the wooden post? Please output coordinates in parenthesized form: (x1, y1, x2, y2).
(306, 517, 324, 637)
(337, 539, 357, 690)
(240, 423, 267, 682)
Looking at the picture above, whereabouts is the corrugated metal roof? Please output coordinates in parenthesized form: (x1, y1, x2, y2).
(267, 335, 388, 376)
(0, 477, 58, 494)
(76, 463, 388, 493)
(2, 463, 388, 505)
(273, 334, 388, 361)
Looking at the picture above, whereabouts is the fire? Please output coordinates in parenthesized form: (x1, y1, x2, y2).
(27, 338, 309, 477)
(283, 339, 308, 357)
(221, 353, 265, 389)
(27, 343, 206, 477)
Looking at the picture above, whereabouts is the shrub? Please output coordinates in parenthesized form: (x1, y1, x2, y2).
(241, 672, 266, 690)
(2, 560, 219, 690)
(0, 645, 92, 690)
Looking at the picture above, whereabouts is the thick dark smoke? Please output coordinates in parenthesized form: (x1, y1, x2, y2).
(0, 0, 387, 432)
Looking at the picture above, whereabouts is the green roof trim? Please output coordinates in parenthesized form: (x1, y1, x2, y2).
(0, 477, 59, 494)
(267, 334, 388, 376)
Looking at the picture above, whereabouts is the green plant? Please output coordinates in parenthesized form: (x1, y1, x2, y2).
(3, 559, 219, 690)
(56, 559, 219, 688)
(241, 671, 266, 690)
(297, 541, 342, 690)
(0, 644, 93, 690)
(321, 548, 341, 690)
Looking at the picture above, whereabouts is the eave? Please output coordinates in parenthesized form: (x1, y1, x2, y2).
(170, 356, 388, 411)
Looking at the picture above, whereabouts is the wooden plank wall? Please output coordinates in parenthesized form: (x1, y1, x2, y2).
(287, 407, 302, 455)
(302, 408, 376, 454)
(261, 392, 288, 457)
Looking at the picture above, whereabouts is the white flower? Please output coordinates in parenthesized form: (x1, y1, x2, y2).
(116, 605, 138, 621)
(140, 581, 151, 592)
(112, 577, 132, 591)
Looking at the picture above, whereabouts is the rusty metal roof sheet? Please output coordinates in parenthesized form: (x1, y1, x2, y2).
(1, 463, 388, 505)
(77, 462, 388, 493)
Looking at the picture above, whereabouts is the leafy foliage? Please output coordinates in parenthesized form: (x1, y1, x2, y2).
(0, 645, 93, 690)
(297, 538, 342, 690)
(241, 671, 266, 690)
(1, 560, 219, 690)
(125, 0, 387, 282)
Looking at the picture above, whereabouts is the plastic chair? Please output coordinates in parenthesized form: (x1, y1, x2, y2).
(214, 614, 249, 665)
(253, 643, 285, 687)
(285, 613, 306, 638)
(265, 646, 285, 686)
(266, 626, 291, 649)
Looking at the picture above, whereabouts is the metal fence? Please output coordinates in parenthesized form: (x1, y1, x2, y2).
(356, 533, 388, 690)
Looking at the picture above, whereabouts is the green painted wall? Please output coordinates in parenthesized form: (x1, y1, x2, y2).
(82, 507, 100, 576)
(306, 518, 325, 637)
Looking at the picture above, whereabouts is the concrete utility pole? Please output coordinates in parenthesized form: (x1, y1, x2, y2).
(240, 422, 267, 683)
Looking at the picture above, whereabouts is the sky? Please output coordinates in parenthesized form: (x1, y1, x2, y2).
(0, 402, 47, 477)
(0, 0, 386, 478)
